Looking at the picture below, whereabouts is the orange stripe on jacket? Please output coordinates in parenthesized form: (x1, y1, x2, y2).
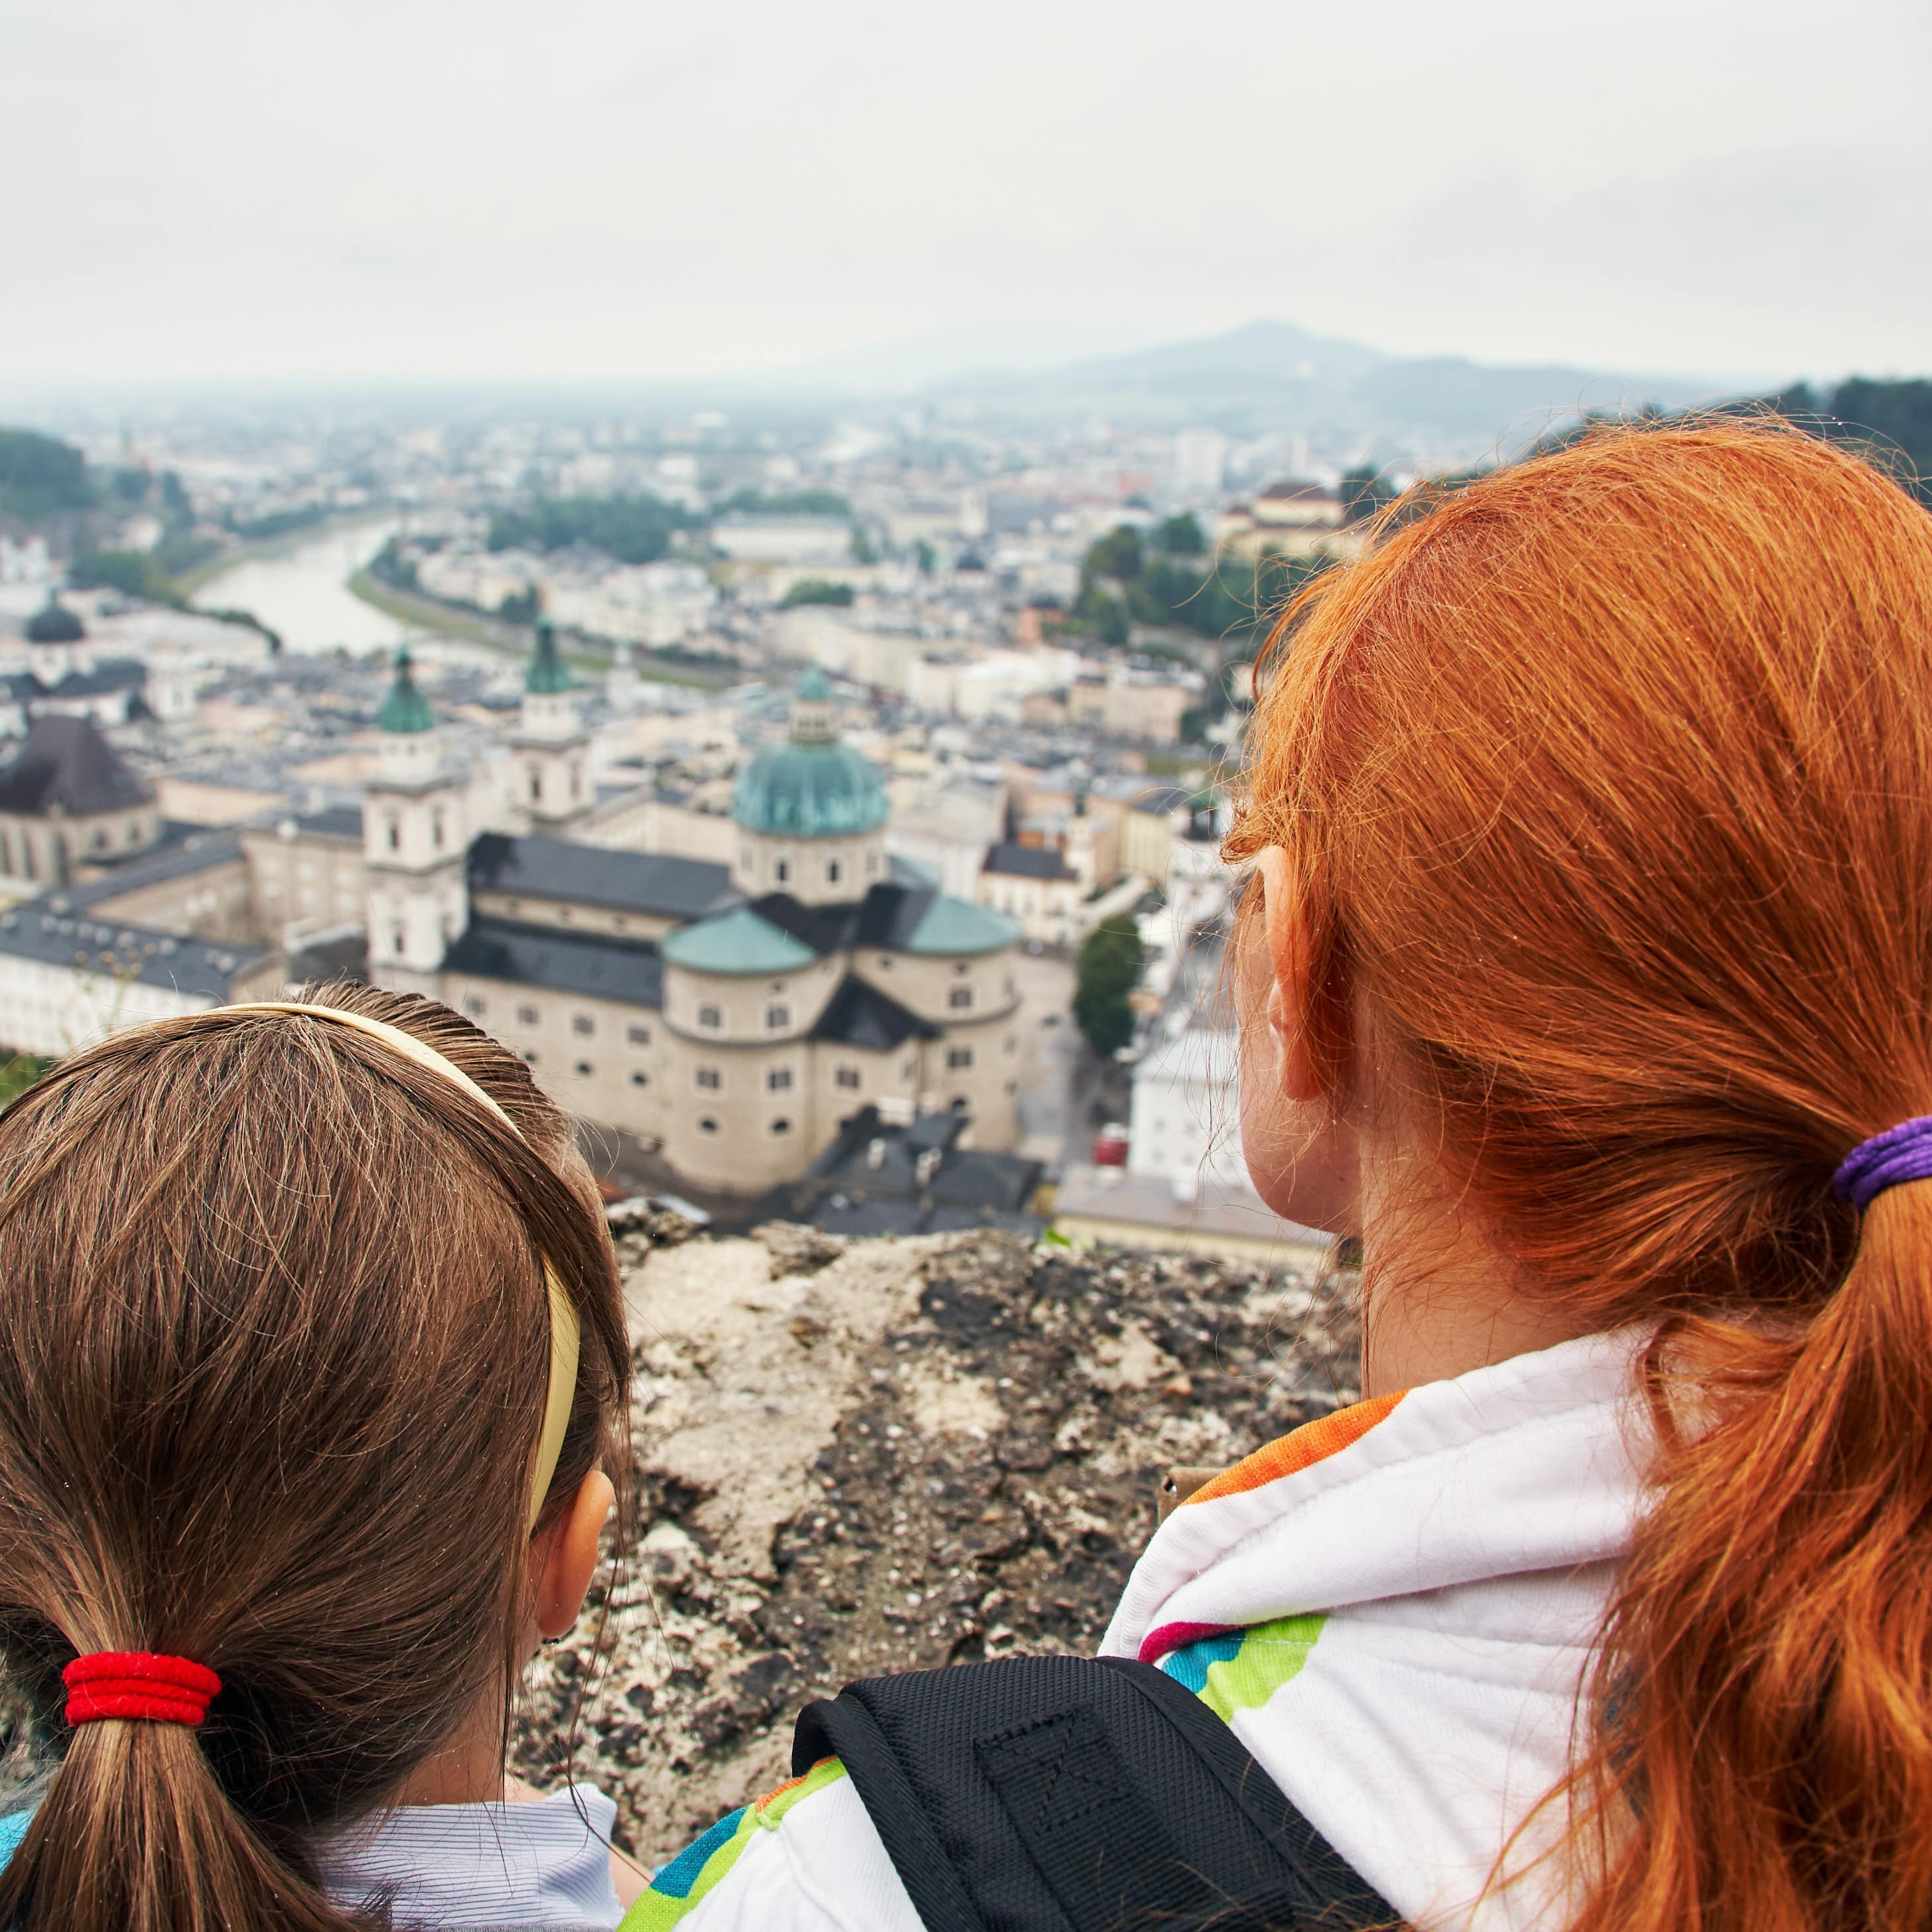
(1183, 1390, 1405, 1507)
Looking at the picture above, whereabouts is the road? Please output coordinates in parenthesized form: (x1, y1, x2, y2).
(1010, 948, 1081, 1166)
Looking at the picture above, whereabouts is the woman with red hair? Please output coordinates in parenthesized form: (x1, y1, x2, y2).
(644, 420, 1932, 1932)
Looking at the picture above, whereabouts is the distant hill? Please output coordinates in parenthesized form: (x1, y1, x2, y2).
(924, 318, 1719, 452)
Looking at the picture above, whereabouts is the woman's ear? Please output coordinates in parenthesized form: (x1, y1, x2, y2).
(1239, 848, 1360, 1231)
(1258, 847, 1325, 1104)
(532, 1470, 615, 1643)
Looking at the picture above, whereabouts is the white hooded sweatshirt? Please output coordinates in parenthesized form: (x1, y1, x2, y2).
(628, 1330, 1649, 1932)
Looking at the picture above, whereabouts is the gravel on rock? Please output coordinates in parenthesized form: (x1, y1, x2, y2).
(512, 1223, 1360, 1865)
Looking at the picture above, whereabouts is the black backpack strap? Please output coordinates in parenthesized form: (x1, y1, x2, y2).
(792, 1654, 1397, 1932)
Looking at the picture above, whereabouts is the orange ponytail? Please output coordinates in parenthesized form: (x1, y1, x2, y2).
(1227, 419, 1932, 1931)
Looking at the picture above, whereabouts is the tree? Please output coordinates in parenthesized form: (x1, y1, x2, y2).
(497, 586, 541, 624)
(1073, 914, 1145, 1058)
(68, 548, 173, 602)
(1152, 512, 1205, 555)
(719, 488, 852, 519)
(1087, 523, 1142, 586)
(487, 493, 697, 566)
(780, 579, 855, 608)
(849, 525, 876, 564)
(0, 429, 92, 522)
(1341, 465, 1397, 525)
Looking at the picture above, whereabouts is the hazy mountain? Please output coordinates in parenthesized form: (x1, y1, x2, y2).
(922, 318, 1724, 452)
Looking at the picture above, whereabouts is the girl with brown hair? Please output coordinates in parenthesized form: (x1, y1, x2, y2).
(0, 987, 637, 1931)
(640, 419, 1932, 1931)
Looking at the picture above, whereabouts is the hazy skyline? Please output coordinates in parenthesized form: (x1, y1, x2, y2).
(3, 0, 1927, 391)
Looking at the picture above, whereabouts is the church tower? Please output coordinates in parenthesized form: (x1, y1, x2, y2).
(513, 620, 591, 836)
(364, 646, 469, 993)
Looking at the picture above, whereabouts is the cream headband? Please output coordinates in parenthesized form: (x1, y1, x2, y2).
(219, 1001, 583, 1531)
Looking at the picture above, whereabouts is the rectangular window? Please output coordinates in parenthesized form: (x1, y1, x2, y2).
(836, 1066, 861, 1090)
(766, 1004, 790, 1029)
(698, 1005, 722, 1028)
(518, 1004, 539, 1026)
(948, 986, 973, 1009)
(695, 1067, 721, 1091)
(767, 1067, 792, 1091)
(627, 1024, 651, 1046)
(947, 1046, 973, 1070)
(463, 997, 486, 1018)
(573, 1014, 594, 1036)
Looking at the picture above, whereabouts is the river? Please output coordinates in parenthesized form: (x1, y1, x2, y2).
(191, 519, 412, 656)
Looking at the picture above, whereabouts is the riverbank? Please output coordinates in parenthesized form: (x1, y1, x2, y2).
(348, 568, 736, 691)
(174, 506, 395, 598)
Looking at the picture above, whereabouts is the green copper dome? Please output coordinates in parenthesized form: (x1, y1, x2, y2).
(376, 646, 434, 734)
(525, 619, 573, 695)
(732, 672, 886, 838)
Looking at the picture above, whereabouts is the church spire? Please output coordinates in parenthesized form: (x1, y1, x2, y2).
(376, 646, 434, 734)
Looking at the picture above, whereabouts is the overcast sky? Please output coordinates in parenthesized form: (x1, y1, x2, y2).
(3, 0, 1927, 389)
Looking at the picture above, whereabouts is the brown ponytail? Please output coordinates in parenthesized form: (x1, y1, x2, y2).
(1228, 419, 1932, 1930)
(0, 987, 630, 1932)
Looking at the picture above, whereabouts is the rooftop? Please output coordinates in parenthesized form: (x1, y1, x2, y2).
(658, 904, 818, 977)
(376, 648, 434, 734)
(0, 904, 271, 1001)
(443, 915, 665, 1008)
(0, 715, 156, 819)
(807, 974, 940, 1051)
(467, 834, 738, 922)
(983, 841, 1077, 882)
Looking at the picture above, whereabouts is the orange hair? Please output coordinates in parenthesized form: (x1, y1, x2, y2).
(1226, 420, 1932, 1932)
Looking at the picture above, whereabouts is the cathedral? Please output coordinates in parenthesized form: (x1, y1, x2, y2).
(366, 645, 1026, 1195)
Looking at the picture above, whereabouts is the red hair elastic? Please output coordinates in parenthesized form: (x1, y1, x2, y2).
(62, 1652, 221, 1727)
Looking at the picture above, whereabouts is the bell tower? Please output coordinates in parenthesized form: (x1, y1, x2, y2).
(364, 646, 469, 993)
(513, 620, 592, 836)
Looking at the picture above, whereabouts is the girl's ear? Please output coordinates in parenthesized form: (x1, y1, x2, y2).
(532, 1470, 614, 1642)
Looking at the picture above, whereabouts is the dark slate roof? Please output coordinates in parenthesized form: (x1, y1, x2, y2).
(55, 828, 244, 910)
(983, 841, 1077, 882)
(25, 600, 84, 644)
(295, 805, 364, 841)
(807, 975, 940, 1051)
(0, 904, 270, 1000)
(467, 833, 737, 922)
(0, 715, 155, 817)
(443, 915, 665, 1008)
(44, 659, 145, 699)
(749, 882, 932, 956)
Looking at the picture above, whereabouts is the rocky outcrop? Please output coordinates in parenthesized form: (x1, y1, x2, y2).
(514, 1223, 1357, 1866)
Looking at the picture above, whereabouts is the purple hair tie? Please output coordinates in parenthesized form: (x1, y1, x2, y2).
(1831, 1115, 1932, 1211)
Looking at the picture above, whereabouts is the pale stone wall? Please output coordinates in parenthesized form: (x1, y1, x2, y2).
(468, 891, 686, 943)
(440, 971, 669, 1143)
(730, 828, 888, 905)
(82, 853, 257, 945)
(0, 949, 283, 1058)
(242, 829, 366, 944)
(0, 804, 162, 887)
